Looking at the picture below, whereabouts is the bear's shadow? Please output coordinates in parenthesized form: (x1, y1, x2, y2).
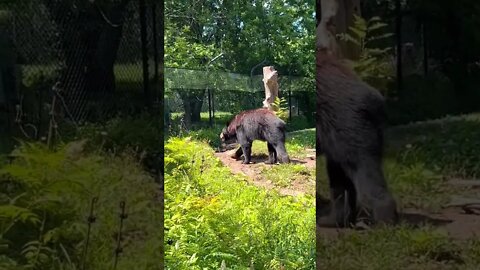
(317, 195, 452, 228)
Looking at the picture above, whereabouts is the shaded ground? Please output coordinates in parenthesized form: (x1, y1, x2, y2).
(316, 166, 480, 241)
(316, 201, 480, 241)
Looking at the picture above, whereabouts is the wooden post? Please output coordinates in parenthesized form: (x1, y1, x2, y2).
(316, 0, 339, 54)
(262, 66, 279, 110)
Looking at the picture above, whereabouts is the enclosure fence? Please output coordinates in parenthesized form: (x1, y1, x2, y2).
(165, 67, 315, 130)
(0, 0, 161, 148)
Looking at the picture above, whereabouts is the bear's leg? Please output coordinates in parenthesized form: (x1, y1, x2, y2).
(317, 159, 357, 228)
(349, 157, 398, 225)
(240, 143, 253, 164)
(266, 143, 277, 164)
(236, 128, 253, 164)
(232, 147, 243, 160)
(273, 143, 289, 164)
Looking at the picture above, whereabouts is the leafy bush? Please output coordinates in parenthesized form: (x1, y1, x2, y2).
(164, 137, 315, 269)
(0, 141, 161, 269)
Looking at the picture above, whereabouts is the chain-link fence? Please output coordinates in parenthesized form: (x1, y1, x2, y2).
(165, 67, 315, 133)
(0, 0, 161, 152)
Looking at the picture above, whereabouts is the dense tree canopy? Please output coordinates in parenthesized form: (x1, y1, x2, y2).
(165, 0, 315, 77)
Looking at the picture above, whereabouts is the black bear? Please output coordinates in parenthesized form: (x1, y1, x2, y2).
(220, 108, 289, 164)
(316, 49, 398, 227)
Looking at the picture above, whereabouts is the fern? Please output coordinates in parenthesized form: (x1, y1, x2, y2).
(337, 15, 394, 93)
(271, 97, 289, 122)
(0, 140, 161, 269)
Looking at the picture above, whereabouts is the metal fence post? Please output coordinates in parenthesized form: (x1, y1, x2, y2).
(395, 0, 403, 94)
(208, 88, 212, 126)
(139, 0, 150, 108)
(152, 3, 159, 102)
(211, 89, 215, 125)
(288, 89, 292, 122)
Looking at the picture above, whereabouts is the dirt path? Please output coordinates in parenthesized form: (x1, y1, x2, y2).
(317, 190, 480, 240)
(317, 205, 480, 240)
(214, 148, 315, 197)
(216, 147, 480, 240)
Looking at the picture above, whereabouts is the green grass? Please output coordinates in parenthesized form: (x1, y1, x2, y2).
(260, 163, 314, 188)
(239, 128, 315, 161)
(385, 113, 480, 178)
(164, 137, 315, 269)
(318, 225, 480, 270)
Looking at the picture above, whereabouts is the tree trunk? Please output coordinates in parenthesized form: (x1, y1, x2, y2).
(262, 66, 279, 110)
(316, 0, 322, 25)
(317, 0, 361, 59)
(178, 89, 205, 126)
(316, 0, 339, 55)
(45, 1, 129, 121)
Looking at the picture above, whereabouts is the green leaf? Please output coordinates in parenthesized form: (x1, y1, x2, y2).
(368, 22, 388, 32)
(0, 205, 40, 225)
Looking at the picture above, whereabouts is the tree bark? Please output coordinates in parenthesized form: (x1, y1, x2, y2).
(316, 0, 339, 55)
(317, 0, 361, 59)
(262, 66, 279, 110)
(178, 89, 205, 126)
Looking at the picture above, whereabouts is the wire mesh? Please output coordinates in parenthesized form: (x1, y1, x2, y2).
(0, 0, 160, 146)
(165, 67, 315, 131)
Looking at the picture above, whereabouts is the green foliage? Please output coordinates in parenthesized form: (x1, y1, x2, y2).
(0, 141, 161, 269)
(271, 96, 289, 122)
(165, 0, 315, 76)
(338, 15, 394, 93)
(77, 113, 162, 154)
(164, 137, 315, 269)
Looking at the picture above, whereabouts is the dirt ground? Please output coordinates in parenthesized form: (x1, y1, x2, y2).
(214, 148, 315, 196)
(215, 148, 480, 241)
